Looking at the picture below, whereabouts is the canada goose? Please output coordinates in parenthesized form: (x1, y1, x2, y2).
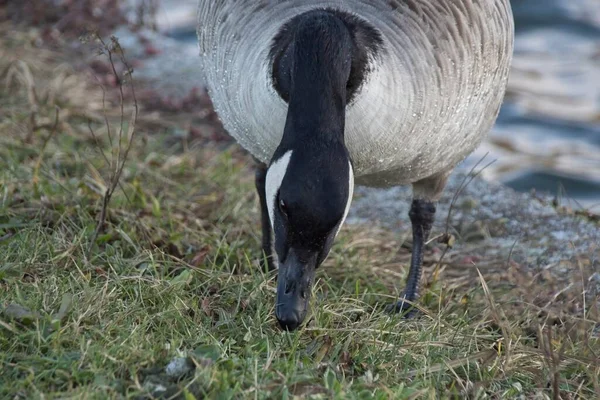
(197, 0, 514, 331)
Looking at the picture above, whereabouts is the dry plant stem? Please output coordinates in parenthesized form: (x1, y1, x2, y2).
(33, 107, 60, 186)
(88, 120, 112, 169)
(7, 61, 40, 142)
(87, 34, 139, 255)
(426, 154, 498, 287)
(88, 75, 132, 203)
(541, 327, 562, 400)
(90, 68, 114, 167)
(477, 269, 512, 366)
(444, 153, 496, 235)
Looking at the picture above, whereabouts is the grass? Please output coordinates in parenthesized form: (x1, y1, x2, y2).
(1, 26, 599, 399)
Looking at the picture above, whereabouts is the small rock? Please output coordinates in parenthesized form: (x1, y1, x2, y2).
(2, 303, 39, 324)
(165, 357, 195, 378)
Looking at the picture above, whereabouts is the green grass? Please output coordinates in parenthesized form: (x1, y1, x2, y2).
(1, 29, 599, 399)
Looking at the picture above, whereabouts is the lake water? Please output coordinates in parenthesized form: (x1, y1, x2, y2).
(153, 0, 600, 210)
(470, 0, 600, 210)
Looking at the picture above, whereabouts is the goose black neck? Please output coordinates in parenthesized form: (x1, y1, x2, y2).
(275, 11, 354, 147)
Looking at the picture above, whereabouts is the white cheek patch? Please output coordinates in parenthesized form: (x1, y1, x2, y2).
(334, 161, 355, 239)
(265, 150, 293, 230)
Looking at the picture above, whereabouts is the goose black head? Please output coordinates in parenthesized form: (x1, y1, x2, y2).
(266, 147, 354, 331)
(265, 8, 381, 330)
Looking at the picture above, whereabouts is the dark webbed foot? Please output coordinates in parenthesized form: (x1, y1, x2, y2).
(386, 296, 421, 319)
(387, 198, 436, 317)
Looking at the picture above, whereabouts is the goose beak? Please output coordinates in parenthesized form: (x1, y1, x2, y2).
(275, 248, 317, 331)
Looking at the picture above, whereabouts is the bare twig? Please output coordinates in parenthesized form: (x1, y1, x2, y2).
(541, 327, 562, 400)
(90, 71, 114, 168)
(87, 33, 139, 255)
(445, 153, 496, 235)
(88, 120, 112, 169)
(423, 154, 497, 284)
(477, 269, 512, 366)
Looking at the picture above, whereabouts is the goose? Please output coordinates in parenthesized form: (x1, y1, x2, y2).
(197, 0, 514, 331)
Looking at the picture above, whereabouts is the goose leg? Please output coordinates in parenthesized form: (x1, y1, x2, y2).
(387, 199, 436, 316)
(255, 161, 276, 272)
(388, 171, 449, 317)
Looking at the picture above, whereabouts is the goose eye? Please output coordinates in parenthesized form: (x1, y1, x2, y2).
(278, 198, 287, 215)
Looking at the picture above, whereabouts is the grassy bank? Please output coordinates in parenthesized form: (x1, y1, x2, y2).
(1, 26, 598, 399)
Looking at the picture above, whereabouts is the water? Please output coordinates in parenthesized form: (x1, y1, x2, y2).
(468, 0, 600, 210)
(155, 0, 600, 210)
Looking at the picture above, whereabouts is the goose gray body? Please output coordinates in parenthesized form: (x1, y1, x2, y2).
(197, 0, 514, 187)
(197, 0, 514, 330)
